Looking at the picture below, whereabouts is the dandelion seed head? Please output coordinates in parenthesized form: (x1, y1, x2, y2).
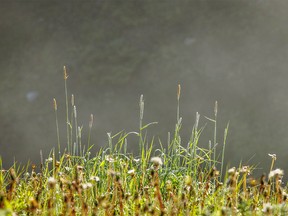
(262, 203, 273, 213)
(151, 157, 163, 166)
(269, 168, 284, 178)
(47, 177, 56, 188)
(228, 167, 236, 175)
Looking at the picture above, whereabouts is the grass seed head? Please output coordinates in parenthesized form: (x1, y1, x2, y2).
(73, 105, 77, 118)
(214, 101, 218, 116)
(89, 114, 94, 128)
(53, 98, 57, 111)
(63, 66, 68, 80)
(71, 94, 74, 106)
(177, 84, 181, 101)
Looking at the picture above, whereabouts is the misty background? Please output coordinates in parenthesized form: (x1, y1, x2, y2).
(1, 1, 288, 177)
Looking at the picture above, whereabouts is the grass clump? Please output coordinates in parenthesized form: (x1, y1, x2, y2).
(0, 67, 288, 215)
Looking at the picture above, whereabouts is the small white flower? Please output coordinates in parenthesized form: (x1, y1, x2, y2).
(65, 167, 72, 172)
(240, 166, 250, 175)
(133, 158, 140, 163)
(268, 153, 277, 160)
(24, 172, 30, 178)
(262, 203, 273, 213)
(57, 172, 64, 177)
(48, 177, 56, 184)
(151, 157, 163, 166)
(195, 155, 204, 160)
(105, 155, 115, 163)
(128, 169, 135, 175)
(90, 176, 100, 182)
(82, 183, 93, 189)
(45, 157, 53, 163)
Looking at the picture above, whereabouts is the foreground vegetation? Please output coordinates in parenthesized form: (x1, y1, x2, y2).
(0, 68, 287, 215)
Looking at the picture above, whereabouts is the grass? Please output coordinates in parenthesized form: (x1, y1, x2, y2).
(0, 68, 287, 215)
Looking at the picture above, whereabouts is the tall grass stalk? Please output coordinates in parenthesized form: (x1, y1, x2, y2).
(177, 84, 181, 122)
(88, 114, 93, 149)
(69, 94, 75, 154)
(53, 98, 61, 157)
(220, 122, 229, 178)
(78, 126, 83, 157)
(63, 66, 70, 154)
(139, 94, 144, 158)
(73, 105, 78, 155)
(213, 100, 218, 169)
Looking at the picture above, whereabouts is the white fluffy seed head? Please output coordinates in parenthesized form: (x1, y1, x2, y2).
(151, 157, 163, 166)
(269, 168, 284, 179)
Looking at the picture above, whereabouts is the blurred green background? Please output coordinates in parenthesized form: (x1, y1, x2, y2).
(1, 1, 288, 177)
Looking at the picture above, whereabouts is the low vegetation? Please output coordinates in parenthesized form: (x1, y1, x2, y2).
(0, 67, 287, 215)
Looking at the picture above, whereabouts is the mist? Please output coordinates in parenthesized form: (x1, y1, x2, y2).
(1, 1, 288, 178)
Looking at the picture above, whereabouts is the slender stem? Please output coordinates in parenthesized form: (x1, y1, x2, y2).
(213, 101, 218, 169)
(221, 122, 229, 178)
(177, 84, 181, 122)
(74, 105, 78, 156)
(64, 66, 70, 154)
(88, 114, 93, 149)
(53, 98, 61, 158)
(139, 95, 144, 157)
